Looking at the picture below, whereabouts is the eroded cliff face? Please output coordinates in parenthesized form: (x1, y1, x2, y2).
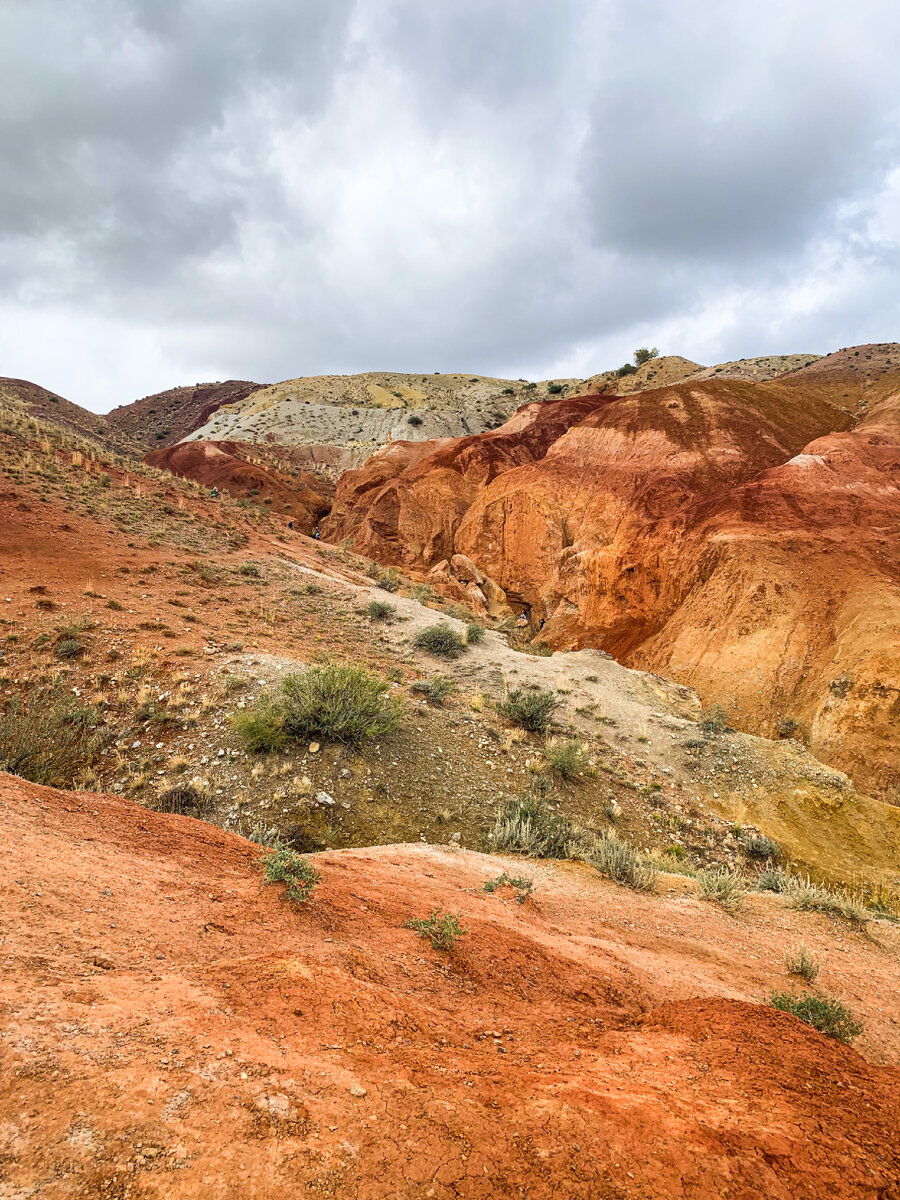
(324, 347, 900, 800)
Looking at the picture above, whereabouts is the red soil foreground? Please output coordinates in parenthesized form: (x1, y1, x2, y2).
(1, 774, 899, 1199)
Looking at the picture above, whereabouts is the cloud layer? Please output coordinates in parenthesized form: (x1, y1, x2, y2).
(1, 0, 899, 411)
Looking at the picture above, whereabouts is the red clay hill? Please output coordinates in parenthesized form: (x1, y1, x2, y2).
(145, 438, 332, 531)
(2, 771, 899, 1199)
(323, 345, 900, 803)
(106, 379, 263, 450)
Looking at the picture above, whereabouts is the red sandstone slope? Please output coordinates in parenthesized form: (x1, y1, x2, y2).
(3, 771, 899, 1200)
(106, 379, 263, 450)
(145, 439, 333, 531)
(323, 346, 900, 800)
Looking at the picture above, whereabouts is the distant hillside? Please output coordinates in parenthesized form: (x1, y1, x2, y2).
(105, 379, 263, 451)
(0, 376, 141, 458)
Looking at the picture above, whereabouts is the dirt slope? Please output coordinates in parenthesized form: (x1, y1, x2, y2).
(0, 376, 142, 458)
(144, 439, 332, 531)
(2, 772, 899, 1199)
(105, 380, 263, 450)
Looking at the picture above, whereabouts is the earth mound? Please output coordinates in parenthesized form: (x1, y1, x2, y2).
(144, 439, 333, 530)
(2, 772, 899, 1199)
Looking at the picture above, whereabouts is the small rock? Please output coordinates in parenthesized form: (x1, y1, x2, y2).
(340, 768, 352, 778)
(349, 1084, 367, 1098)
(449, 832, 462, 843)
(309, 742, 320, 754)
(315, 791, 335, 807)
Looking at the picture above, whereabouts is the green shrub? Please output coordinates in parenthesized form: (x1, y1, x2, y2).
(491, 794, 583, 859)
(782, 876, 868, 924)
(697, 866, 746, 911)
(364, 599, 395, 621)
(483, 872, 534, 903)
(278, 663, 402, 745)
(589, 834, 657, 891)
(547, 382, 564, 395)
(414, 624, 467, 658)
(260, 847, 320, 905)
(376, 568, 400, 593)
(0, 689, 106, 786)
(769, 991, 862, 1043)
(784, 942, 821, 983)
(615, 363, 637, 377)
(407, 414, 424, 427)
(230, 699, 289, 753)
(405, 909, 467, 950)
(497, 687, 557, 732)
(756, 866, 790, 893)
(410, 583, 434, 605)
(411, 676, 457, 706)
(777, 716, 798, 737)
(633, 346, 659, 366)
(54, 637, 86, 660)
(239, 562, 262, 577)
(466, 622, 486, 645)
(543, 739, 588, 781)
(743, 833, 780, 859)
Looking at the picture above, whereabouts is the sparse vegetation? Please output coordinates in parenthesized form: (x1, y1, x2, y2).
(376, 568, 400, 593)
(784, 943, 821, 983)
(743, 833, 780, 859)
(280, 663, 403, 745)
(0, 689, 107, 787)
(465, 622, 486, 645)
(152, 784, 209, 816)
(259, 847, 321, 905)
(414, 624, 467, 658)
(634, 347, 659, 366)
(769, 991, 863, 1043)
(492, 794, 583, 859)
(698, 704, 727, 735)
(497, 687, 557, 733)
(782, 876, 868, 924)
(483, 872, 534, 903)
(230, 699, 289, 754)
(364, 599, 395, 621)
(697, 866, 746, 911)
(543, 738, 588, 781)
(411, 675, 456, 706)
(405, 909, 467, 951)
(54, 637, 86, 660)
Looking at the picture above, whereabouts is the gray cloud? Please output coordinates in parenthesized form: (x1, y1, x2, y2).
(0, 0, 898, 410)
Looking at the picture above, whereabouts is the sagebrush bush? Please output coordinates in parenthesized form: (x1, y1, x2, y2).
(281, 663, 403, 744)
(411, 675, 456, 706)
(697, 866, 746, 911)
(260, 847, 320, 904)
(743, 833, 781, 859)
(230, 699, 289, 753)
(54, 637, 86, 660)
(784, 942, 821, 983)
(782, 876, 868, 924)
(414, 624, 467, 658)
(497, 687, 557, 733)
(543, 738, 588, 780)
(466, 622, 486, 645)
(405, 909, 467, 950)
(769, 990, 863, 1043)
(0, 689, 106, 786)
(364, 599, 395, 621)
(492, 794, 583, 859)
(590, 834, 657, 892)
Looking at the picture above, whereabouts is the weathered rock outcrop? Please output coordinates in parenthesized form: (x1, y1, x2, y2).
(324, 346, 900, 800)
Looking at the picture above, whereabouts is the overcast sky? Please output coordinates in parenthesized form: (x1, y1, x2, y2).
(1, 0, 899, 413)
